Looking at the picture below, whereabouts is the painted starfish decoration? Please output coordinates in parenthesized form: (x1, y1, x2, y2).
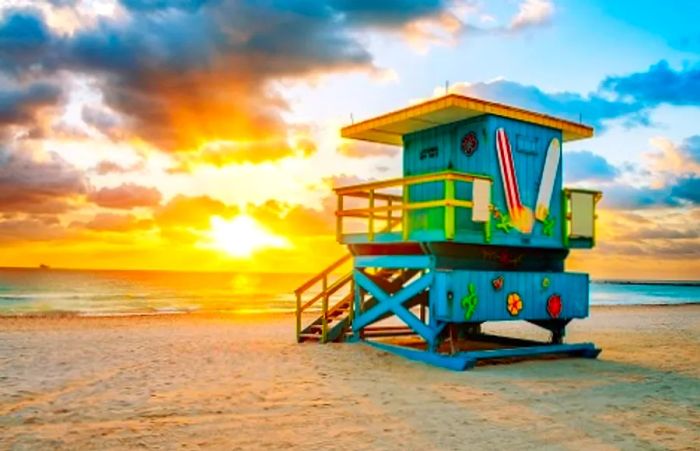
(542, 215, 556, 236)
(496, 213, 513, 233)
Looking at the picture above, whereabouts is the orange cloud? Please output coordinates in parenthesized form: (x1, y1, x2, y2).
(155, 195, 238, 230)
(76, 213, 154, 232)
(88, 183, 162, 209)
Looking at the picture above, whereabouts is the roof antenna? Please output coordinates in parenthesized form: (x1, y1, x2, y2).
(350, 113, 354, 124)
(579, 112, 582, 123)
(445, 80, 449, 95)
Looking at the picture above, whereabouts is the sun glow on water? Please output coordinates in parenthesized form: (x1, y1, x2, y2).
(208, 215, 289, 257)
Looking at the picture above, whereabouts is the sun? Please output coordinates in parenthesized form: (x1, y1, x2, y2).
(208, 215, 289, 257)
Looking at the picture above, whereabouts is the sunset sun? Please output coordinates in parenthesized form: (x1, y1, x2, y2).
(208, 215, 289, 257)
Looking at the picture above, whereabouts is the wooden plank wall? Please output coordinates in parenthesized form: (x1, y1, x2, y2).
(403, 115, 565, 249)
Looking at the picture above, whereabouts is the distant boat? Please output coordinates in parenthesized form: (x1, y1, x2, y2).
(38, 264, 51, 270)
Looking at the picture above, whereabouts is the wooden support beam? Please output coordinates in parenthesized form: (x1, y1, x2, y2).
(336, 194, 343, 242)
(368, 189, 375, 242)
(444, 179, 455, 240)
(295, 292, 301, 342)
(353, 270, 435, 342)
(321, 276, 328, 343)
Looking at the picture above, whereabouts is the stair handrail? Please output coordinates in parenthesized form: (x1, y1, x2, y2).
(294, 253, 351, 296)
(295, 253, 353, 341)
(294, 219, 401, 342)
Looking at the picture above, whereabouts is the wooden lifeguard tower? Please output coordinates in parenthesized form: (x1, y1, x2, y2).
(294, 94, 602, 370)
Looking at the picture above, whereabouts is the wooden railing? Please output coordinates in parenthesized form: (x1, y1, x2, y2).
(294, 218, 403, 342)
(562, 188, 602, 248)
(334, 170, 492, 242)
(294, 253, 353, 342)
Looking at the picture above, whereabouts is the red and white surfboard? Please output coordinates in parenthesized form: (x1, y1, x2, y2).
(495, 128, 533, 233)
(496, 127, 523, 215)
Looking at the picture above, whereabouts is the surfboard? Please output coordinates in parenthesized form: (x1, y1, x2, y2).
(495, 128, 533, 233)
(535, 137, 561, 221)
(496, 127, 522, 216)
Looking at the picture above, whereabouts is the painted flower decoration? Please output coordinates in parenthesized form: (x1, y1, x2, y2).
(541, 277, 550, 290)
(506, 292, 523, 316)
(547, 294, 562, 318)
(492, 275, 504, 291)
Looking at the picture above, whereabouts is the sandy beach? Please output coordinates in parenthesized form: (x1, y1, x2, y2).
(1, 305, 698, 450)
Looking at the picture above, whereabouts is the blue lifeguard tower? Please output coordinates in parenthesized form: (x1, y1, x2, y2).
(295, 94, 602, 370)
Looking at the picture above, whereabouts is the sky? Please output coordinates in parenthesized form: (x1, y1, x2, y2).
(0, 0, 698, 280)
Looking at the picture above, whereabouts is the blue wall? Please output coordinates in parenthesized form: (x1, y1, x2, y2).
(403, 115, 564, 249)
(432, 269, 589, 323)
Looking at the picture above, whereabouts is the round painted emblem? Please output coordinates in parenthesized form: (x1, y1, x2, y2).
(461, 131, 478, 156)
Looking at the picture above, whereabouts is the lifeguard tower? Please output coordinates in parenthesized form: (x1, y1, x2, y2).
(294, 94, 602, 370)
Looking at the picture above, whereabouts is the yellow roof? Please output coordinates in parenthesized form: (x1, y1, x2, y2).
(341, 93, 594, 145)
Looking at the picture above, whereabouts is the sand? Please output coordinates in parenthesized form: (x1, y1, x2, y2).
(1, 305, 699, 450)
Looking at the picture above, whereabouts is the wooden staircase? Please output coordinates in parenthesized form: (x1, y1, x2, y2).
(295, 255, 422, 343)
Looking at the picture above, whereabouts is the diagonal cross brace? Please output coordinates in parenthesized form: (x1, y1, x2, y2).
(353, 269, 435, 342)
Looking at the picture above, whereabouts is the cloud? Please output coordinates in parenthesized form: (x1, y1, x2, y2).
(509, 0, 554, 30)
(77, 212, 154, 232)
(154, 194, 238, 230)
(0, 83, 61, 130)
(88, 183, 162, 209)
(449, 79, 641, 130)
(92, 159, 144, 175)
(337, 141, 399, 159)
(601, 60, 700, 107)
(0, 145, 86, 213)
(449, 60, 700, 131)
(248, 199, 336, 238)
(0, 2, 457, 163)
(0, 215, 67, 242)
(0, 10, 52, 76)
(670, 176, 700, 204)
(563, 150, 619, 183)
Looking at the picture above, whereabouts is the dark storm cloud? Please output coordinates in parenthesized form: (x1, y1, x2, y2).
(563, 150, 619, 183)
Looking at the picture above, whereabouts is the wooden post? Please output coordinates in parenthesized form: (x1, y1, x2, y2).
(387, 198, 393, 232)
(444, 178, 455, 240)
(402, 183, 409, 241)
(295, 292, 301, 342)
(321, 275, 328, 343)
(349, 278, 355, 321)
(562, 190, 569, 248)
(420, 301, 426, 323)
(368, 189, 375, 242)
(336, 194, 343, 242)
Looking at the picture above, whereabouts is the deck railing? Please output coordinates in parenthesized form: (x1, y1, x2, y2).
(334, 170, 493, 242)
(562, 188, 602, 248)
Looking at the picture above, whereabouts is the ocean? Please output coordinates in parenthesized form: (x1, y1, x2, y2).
(0, 268, 697, 316)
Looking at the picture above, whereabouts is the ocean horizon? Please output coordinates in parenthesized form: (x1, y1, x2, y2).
(0, 267, 697, 317)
